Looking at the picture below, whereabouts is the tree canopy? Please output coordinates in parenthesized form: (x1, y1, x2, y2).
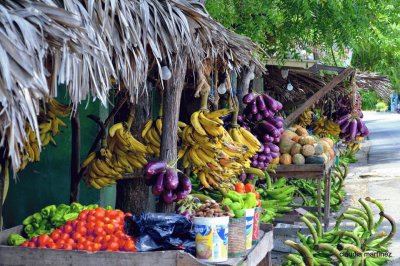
(206, 0, 400, 89)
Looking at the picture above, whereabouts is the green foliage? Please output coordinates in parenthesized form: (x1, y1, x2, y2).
(360, 90, 381, 110)
(206, 0, 400, 89)
(375, 101, 388, 112)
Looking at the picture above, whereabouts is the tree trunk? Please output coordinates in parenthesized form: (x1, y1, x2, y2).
(237, 63, 255, 112)
(70, 109, 80, 203)
(0, 163, 4, 230)
(156, 57, 187, 213)
(115, 92, 152, 214)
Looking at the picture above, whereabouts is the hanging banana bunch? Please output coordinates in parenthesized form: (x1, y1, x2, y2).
(82, 146, 124, 189)
(297, 109, 313, 127)
(18, 99, 70, 171)
(313, 116, 341, 137)
(179, 93, 262, 190)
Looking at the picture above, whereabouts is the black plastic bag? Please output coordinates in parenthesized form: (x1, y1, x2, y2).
(124, 213, 195, 254)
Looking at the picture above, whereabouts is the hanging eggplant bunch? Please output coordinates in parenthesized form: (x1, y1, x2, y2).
(144, 161, 192, 204)
(237, 92, 283, 179)
(337, 113, 369, 141)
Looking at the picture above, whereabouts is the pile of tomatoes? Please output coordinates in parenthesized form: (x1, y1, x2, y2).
(235, 182, 261, 207)
(20, 208, 136, 252)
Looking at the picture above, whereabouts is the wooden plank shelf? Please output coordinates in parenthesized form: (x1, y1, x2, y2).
(0, 226, 273, 266)
(270, 160, 334, 231)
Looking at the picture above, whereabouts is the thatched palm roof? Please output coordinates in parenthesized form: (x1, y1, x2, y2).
(0, 0, 263, 172)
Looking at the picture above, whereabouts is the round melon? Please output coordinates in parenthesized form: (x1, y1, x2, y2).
(301, 144, 315, 157)
(295, 127, 309, 136)
(279, 154, 292, 165)
(314, 143, 324, 155)
(292, 135, 301, 143)
(279, 138, 295, 154)
(299, 136, 315, 145)
(305, 155, 325, 164)
(328, 148, 335, 160)
(321, 137, 334, 148)
(317, 140, 330, 153)
(290, 143, 302, 156)
(271, 156, 280, 165)
(282, 130, 298, 140)
(293, 154, 305, 165)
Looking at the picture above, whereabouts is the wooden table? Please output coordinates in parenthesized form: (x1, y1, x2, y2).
(0, 226, 273, 266)
(270, 160, 334, 231)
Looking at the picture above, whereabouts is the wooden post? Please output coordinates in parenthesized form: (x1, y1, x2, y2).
(70, 108, 81, 203)
(115, 93, 152, 214)
(0, 163, 4, 230)
(237, 63, 255, 112)
(284, 68, 354, 126)
(156, 57, 187, 213)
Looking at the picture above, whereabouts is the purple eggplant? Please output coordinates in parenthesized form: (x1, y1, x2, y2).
(255, 113, 263, 121)
(276, 100, 283, 111)
(275, 120, 284, 129)
(251, 100, 258, 114)
(259, 144, 265, 153)
(178, 172, 192, 191)
(262, 110, 272, 119)
(361, 127, 369, 137)
(164, 169, 179, 190)
(258, 162, 265, 169)
(278, 127, 284, 134)
(263, 134, 272, 142)
(246, 114, 254, 121)
(175, 191, 189, 201)
(251, 160, 258, 167)
(267, 143, 280, 153)
(152, 172, 165, 196)
(260, 121, 280, 138)
(162, 190, 175, 204)
(145, 161, 167, 175)
(274, 137, 281, 143)
(258, 155, 267, 162)
(253, 154, 259, 161)
(337, 114, 350, 125)
(270, 152, 279, 159)
(356, 118, 365, 134)
(242, 125, 251, 131)
(256, 95, 267, 111)
(263, 146, 271, 154)
(341, 120, 351, 133)
(243, 92, 256, 104)
(247, 174, 255, 180)
(239, 173, 247, 182)
(262, 94, 279, 111)
(237, 115, 243, 123)
(349, 119, 357, 139)
(265, 154, 273, 162)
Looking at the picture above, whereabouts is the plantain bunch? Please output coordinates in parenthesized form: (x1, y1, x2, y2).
(180, 108, 262, 190)
(18, 99, 70, 171)
(313, 116, 341, 137)
(297, 109, 313, 127)
(141, 117, 187, 157)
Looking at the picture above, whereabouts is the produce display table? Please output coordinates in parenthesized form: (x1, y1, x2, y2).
(0, 226, 273, 266)
(270, 160, 333, 230)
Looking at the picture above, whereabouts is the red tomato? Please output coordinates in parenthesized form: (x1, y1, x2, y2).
(93, 227, 105, 236)
(103, 217, 111, 223)
(107, 241, 119, 251)
(107, 210, 118, 218)
(115, 211, 124, 219)
(63, 224, 73, 234)
(77, 237, 87, 244)
(55, 242, 64, 249)
(50, 229, 62, 241)
(38, 235, 51, 246)
(93, 243, 101, 252)
(257, 199, 261, 207)
(20, 241, 29, 247)
(103, 235, 112, 243)
(255, 191, 260, 200)
(87, 215, 96, 223)
(96, 221, 105, 228)
(87, 221, 96, 234)
(105, 224, 115, 234)
(87, 235, 95, 242)
(28, 242, 36, 248)
(78, 210, 89, 220)
(245, 183, 255, 193)
(94, 208, 106, 219)
(72, 232, 82, 241)
(63, 243, 73, 250)
(60, 233, 70, 241)
(66, 238, 75, 245)
(38, 244, 47, 249)
(235, 182, 245, 193)
(47, 243, 57, 249)
(94, 235, 104, 244)
(123, 240, 136, 252)
(114, 230, 125, 239)
(31, 236, 39, 244)
(56, 239, 65, 247)
(124, 212, 133, 217)
(83, 242, 94, 252)
(77, 243, 85, 250)
(118, 239, 126, 247)
(76, 226, 87, 236)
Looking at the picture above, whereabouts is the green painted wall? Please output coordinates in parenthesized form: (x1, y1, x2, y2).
(3, 96, 115, 228)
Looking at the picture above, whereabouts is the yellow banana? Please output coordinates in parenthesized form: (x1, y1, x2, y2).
(109, 122, 124, 138)
(89, 178, 102, 189)
(204, 108, 232, 119)
(141, 119, 153, 138)
(39, 121, 52, 133)
(188, 147, 206, 167)
(178, 121, 188, 128)
(198, 112, 223, 127)
(239, 127, 261, 149)
(51, 117, 59, 136)
(198, 171, 211, 188)
(155, 118, 163, 135)
(190, 111, 207, 136)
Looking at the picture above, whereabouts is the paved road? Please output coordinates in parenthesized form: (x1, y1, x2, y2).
(347, 111, 400, 264)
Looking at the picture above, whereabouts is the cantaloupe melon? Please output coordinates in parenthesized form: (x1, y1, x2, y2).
(290, 143, 302, 156)
(293, 154, 305, 165)
(292, 135, 301, 143)
(321, 137, 334, 148)
(317, 140, 330, 153)
(279, 138, 295, 154)
(299, 136, 315, 145)
(301, 144, 315, 157)
(282, 130, 298, 140)
(295, 127, 308, 136)
(271, 156, 280, 165)
(279, 154, 292, 165)
(314, 143, 324, 155)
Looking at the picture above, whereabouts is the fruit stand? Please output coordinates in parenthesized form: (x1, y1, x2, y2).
(270, 160, 333, 230)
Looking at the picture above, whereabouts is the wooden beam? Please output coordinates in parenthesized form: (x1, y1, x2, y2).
(157, 57, 187, 213)
(284, 67, 354, 126)
(70, 109, 81, 203)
